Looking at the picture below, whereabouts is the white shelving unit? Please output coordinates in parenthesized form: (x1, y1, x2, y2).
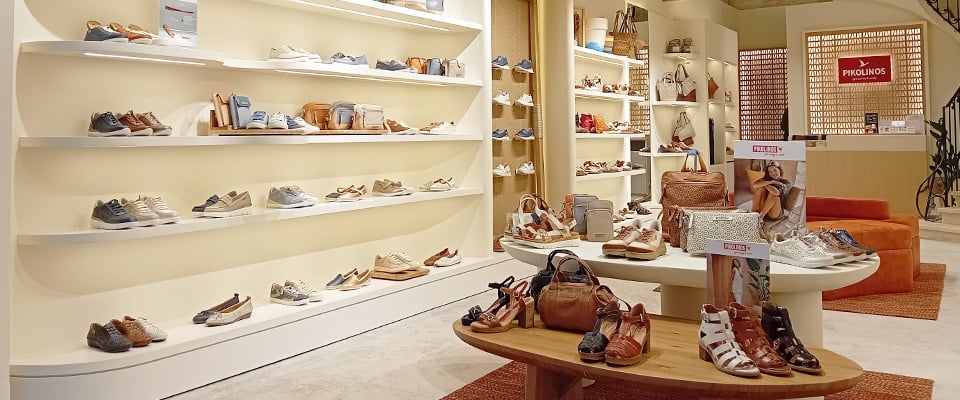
(575, 169, 647, 182)
(575, 133, 646, 140)
(19, 133, 483, 148)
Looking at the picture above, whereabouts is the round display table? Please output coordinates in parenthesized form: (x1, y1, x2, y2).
(502, 240, 878, 348)
(453, 316, 863, 400)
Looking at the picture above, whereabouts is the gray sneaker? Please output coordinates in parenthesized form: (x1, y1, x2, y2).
(266, 187, 315, 209)
(331, 53, 369, 68)
(376, 59, 416, 73)
(270, 283, 309, 306)
(90, 199, 137, 230)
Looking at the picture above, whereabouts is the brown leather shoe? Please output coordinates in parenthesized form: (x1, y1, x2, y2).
(108, 23, 152, 44)
(116, 110, 154, 136)
(110, 318, 152, 347)
(424, 248, 450, 266)
(728, 303, 791, 376)
(493, 235, 504, 252)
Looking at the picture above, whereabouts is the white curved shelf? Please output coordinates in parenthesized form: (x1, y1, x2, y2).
(638, 151, 689, 158)
(651, 100, 701, 107)
(664, 52, 697, 60)
(707, 56, 738, 66)
(19, 134, 483, 148)
(10, 255, 493, 378)
(576, 169, 646, 182)
(18, 187, 482, 245)
(20, 41, 482, 88)
(573, 89, 647, 103)
(575, 133, 646, 139)
(573, 46, 644, 66)
(248, 0, 482, 33)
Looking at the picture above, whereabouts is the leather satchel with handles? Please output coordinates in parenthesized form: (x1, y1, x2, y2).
(528, 249, 590, 311)
(537, 253, 618, 333)
(406, 57, 427, 74)
(675, 63, 697, 102)
(659, 151, 727, 241)
(301, 102, 331, 130)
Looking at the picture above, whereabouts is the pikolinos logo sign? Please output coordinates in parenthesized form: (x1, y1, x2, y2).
(752, 144, 783, 157)
(838, 55, 892, 84)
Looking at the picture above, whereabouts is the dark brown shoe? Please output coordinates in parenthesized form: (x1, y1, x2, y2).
(493, 235, 504, 252)
(116, 110, 154, 136)
(110, 318, 152, 347)
(729, 303, 791, 376)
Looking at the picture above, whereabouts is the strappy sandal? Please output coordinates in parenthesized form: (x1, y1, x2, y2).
(619, 208, 637, 219)
(728, 303, 791, 376)
(582, 161, 602, 174)
(761, 301, 822, 374)
(600, 162, 620, 173)
(332, 185, 366, 202)
(605, 303, 651, 366)
(514, 212, 581, 249)
(576, 166, 587, 176)
(699, 304, 761, 377)
(461, 276, 517, 325)
(470, 281, 534, 333)
(578, 301, 625, 362)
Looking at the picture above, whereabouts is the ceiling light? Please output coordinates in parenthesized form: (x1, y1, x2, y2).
(289, 0, 450, 32)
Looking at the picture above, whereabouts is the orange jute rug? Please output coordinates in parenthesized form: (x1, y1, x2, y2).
(440, 361, 934, 400)
(823, 263, 946, 320)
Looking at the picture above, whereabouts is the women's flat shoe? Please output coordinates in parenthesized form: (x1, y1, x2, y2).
(110, 318, 152, 347)
(87, 322, 133, 353)
(578, 301, 623, 362)
(325, 268, 358, 290)
(728, 303, 791, 376)
(206, 296, 253, 327)
(698, 304, 760, 377)
(604, 303, 651, 366)
(340, 269, 371, 291)
(434, 250, 461, 267)
(124, 316, 167, 342)
(424, 248, 450, 266)
(470, 281, 533, 333)
(193, 293, 240, 324)
(761, 301, 822, 374)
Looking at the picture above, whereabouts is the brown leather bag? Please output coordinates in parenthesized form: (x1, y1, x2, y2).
(406, 57, 428, 74)
(301, 103, 331, 130)
(660, 151, 727, 241)
(537, 254, 617, 333)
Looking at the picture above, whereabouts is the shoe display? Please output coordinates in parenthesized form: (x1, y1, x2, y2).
(328, 52, 369, 68)
(461, 276, 515, 326)
(326, 268, 358, 290)
(285, 280, 324, 302)
(269, 283, 309, 306)
(423, 121, 456, 134)
(601, 224, 641, 257)
(374, 253, 416, 273)
(266, 186, 315, 209)
(269, 45, 310, 61)
(386, 119, 419, 135)
(135, 112, 173, 136)
(470, 281, 534, 333)
(372, 179, 412, 196)
(206, 296, 253, 326)
(624, 221, 666, 260)
(699, 304, 760, 377)
(107, 23, 152, 44)
(246, 111, 269, 129)
(492, 91, 511, 105)
(513, 211, 581, 249)
(340, 269, 372, 290)
(514, 128, 534, 141)
(326, 185, 366, 202)
(727, 303, 791, 376)
(193, 293, 240, 324)
(140, 195, 180, 224)
(421, 177, 454, 191)
(86, 322, 133, 353)
(193, 192, 232, 214)
(492, 129, 510, 141)
(286, 116, 321, 134)
(605, 303, 651, 366)
(816, 229, 870, 261)
(202, 191, 253, 218)
(120, 197, 160, 227)
(424, 248, 450, 266)
(514, 59, 534, 74)
(493, 164, 512, 177)
(376, 59, 417, 73)
(114, 111, 153, 136)
(267, 112, 288, 129)
(123, 316, 167, 342)
(761, 301, 822, 374)
(770, 233, 836, 268)
(796, 230, 856, 263)
(578, 301, 622, 361)
(433, 250, 461, 267)
(830, 228, 877, 257)
(109, 318, 152, 347)
(514, 93, 534, 107)
(491, 55, 509, 70)
(516, 162, 536, 176)
(84, 21, 127, 42)
(88, 112, 131, 137)
(90, 199, 137, 230)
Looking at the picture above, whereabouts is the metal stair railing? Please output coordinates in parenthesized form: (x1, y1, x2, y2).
(926, 0, 960, 33)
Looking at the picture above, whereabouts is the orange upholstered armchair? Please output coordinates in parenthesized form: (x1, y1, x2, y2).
(806, 197, 920, 300)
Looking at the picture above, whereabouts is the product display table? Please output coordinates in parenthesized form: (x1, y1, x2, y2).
(502, 240, 879, 347)
(453, 316, 863, 400)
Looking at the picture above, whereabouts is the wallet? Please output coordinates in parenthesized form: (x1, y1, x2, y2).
(211, 92, 231, 128)
(229, 94, 252, 129)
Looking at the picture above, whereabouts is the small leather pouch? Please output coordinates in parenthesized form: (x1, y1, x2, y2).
(406, 57, 427, 74)
(211, 92, 231, 128)
(443, 58, 464, 78)
(352, 104, 385, 130)
(585, 200, 615, 242)
(229, 94, 252, 129)
(425, 57, 444, 75)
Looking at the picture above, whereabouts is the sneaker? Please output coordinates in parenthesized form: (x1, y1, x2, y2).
(107, 23, 152, 44)
(491, 55, 509, 69)
(192, 192, 235, 214)
(285, 280, 324, 302)
(297, 48, 323, 62)
(624, 221, 666, 260)
(602, 224, 642, 256)
(202, 191, 253, 218)
(115, 111, 153, 136)
(88, 112, 131, 137)
(266, 187, 315, 209)
(90, 199, 137, 230)
(493, 164, 512, 177)
(421, 177, 454, 191)
(268, 45, 310, 61)
(86, 322, 133, 353)
(387, 119, 419, 135)
(515, 93, 534, 107)
(140, 195, 180, 224)
(514, 128, 535, 141)
(283, 186, 319, 204)
(426, 121, 456, 134)
(246, 111, 268, 129)
(83, 21, 127, 42)
(135, 112, 172, 136)
(270, 283, 310, 306)
(286, 115, 320, 134)
(330, 53, 369, 68)
(123, 316, 167, 342)
(514, 59, 534, 74)
(394, 252, 423, 269)
(372, 179, 412, 197)
(516, 161, 536, 176)
(831, 229, 877, 257)
(121, 197, 161, 227)
(433, 250, 462, 267)
(796, 230, 855, 263)
(770, 233, 836, 269)
(267, 112, 288, 129)
(374, 253, 415, 273)
(376, 59, 416, 73)
(492, 91, 511, 105)
(492, 129, 510, 141)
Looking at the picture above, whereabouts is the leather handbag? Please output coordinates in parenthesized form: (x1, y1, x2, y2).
(672, 205, 737, 249)
(707, 73, 720, 99)
(657, 73, 679, 102)
(579, 113, 595, 133)
(585, 200, 615, 242)
(562, 193, 598, 235)
(537, 254, 618, 333)
(352, 104, 385, 130)
(660, 151, 727, 241)
(301, 102, 331, 130)
(675, 64, 697, 102)
(681, 209, 762, 256)
(328, 101, 356, 130)
(528, 249, 589, 311)
(229, 93, 252, 129)
(425, 57, 444, 75)
(672, 109, 695, 145)
(406, 57, 427, 74)
(211, 92, 231, 128)
(443, 58, 464, 78)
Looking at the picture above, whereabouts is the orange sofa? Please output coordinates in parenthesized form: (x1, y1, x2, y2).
(805, 197, 920, 300)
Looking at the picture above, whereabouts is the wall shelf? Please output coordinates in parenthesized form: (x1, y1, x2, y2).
(573, 46, 643, 67)
(19, 134, 484, 148)
(248, 0, 483, 33)
(575, 133, 646, 140)
(651, 100, 701, 107)
(638, 151, 689, 158)
(576, 169, 647, 182)
(18, 188, 482, 245)
(664, 52, 697, 60)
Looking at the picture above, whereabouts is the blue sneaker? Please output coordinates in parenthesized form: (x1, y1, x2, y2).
(88, 112, 131, 137)
(492, 129, 510, 141)
(246, 110, 268, 129)
(514, 59, 534, 74)
(514, 128, 534, 141)
(491, 55, 509, 70)
(84, 21, 128, 42)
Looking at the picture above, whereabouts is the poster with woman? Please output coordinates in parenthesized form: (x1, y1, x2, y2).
(732, 141, 807, 238)
(706, 239, 770, 315)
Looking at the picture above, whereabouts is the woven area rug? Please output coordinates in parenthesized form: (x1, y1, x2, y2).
(440, 361, 934, 400)
(823, 263, 946, 320)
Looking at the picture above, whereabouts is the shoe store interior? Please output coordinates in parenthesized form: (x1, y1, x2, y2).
(1, 0, 959, 399)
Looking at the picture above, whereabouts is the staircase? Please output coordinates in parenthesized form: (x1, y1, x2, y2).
(926, 0, 960, 33)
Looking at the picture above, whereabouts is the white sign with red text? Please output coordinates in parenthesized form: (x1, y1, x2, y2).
(706, 240, 770, 259)
(733, 140, 806, 161)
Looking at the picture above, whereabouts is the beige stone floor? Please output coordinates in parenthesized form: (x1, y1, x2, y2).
(170, 239, 958, 400)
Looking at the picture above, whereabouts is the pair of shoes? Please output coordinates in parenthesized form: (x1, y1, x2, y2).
(770, 229, 859, 269)
(268, 45, 323, 62)
(580, 74, 603, 91)
(601, 221, 666, 260)
(424, 248, 462, 267)
(470, 281, 534, 333)
(324, 185, 367, 202)
(91, 196, 180, 230)
(513, 212, 581, 249)
(578, 301, 651, 366)
(761, 301, 823, 374)
(421, 177, 454, 191)
(324, 52, 369, 67)
(87, 316, 167, 352)
(269, 280, 323, 306)
(491, 56, 534, 73)
(461, 276, 516, 325)
(192, 293, 253, 327)
(582, 161, 602, 174)
(614, 160, 632, 171)
(492, 92, 534, 107)
(516, 162, 536, 176)
(726, 303, 791, 376)
(420, 121, 457, 134)
(376, 59, 418, 73)
(83, 21, 150, 44)
(267, 186, 318, 209)
(88, 111, 172, 136)
(200, 191, 253, 218)
(247, 111, 287, 130)
(493, 164, 513, 177)
(386, 119, 419, 134)
(372, 179, 412, 196)
(492, 128, 534, 141)
(699, 304, 760, 377)
(374, 252, 423, 273)
(325, 268, 372, 290)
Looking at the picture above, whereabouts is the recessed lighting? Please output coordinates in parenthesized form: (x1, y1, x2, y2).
(289, 0, 450, 32)
(83, 52, 207, 66)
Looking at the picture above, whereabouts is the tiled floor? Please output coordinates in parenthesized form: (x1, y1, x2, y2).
(171, 239, 959, 400)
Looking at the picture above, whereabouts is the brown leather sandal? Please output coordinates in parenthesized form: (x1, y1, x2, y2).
(728, 303, 791, 376)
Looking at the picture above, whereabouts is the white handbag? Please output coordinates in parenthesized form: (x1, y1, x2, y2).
(682, 210, 762, 256)
(657, 73, 679, 102)
(673, 110, 695, 141)
(675, 64, 697, 96)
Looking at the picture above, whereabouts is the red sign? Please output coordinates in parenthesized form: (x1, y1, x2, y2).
(838, 55, 892, 84)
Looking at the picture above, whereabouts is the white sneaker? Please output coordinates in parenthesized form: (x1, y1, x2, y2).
(267, 112, 288, 129)
(429, 121, 457, 134)
(288, 116, 320, 133)
(421, 177, 454, 191)
(297, 48, 323, 63)
(515, 93, 534, 107)
(139, 195, 180, 224)
(493, 164, 512, 177)
(516, 162, 536, 176)
(770, 233, 836, 269)
(493, 91, 511, 105)
(269, 45, 309, 61)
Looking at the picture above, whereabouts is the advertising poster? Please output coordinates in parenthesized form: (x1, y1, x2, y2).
(732, 141, 807, 238)
(160, 0, 198, 47)
(706, 239, 771, 315)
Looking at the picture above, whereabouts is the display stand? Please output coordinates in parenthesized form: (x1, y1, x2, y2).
(371, 268, 430, 281)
